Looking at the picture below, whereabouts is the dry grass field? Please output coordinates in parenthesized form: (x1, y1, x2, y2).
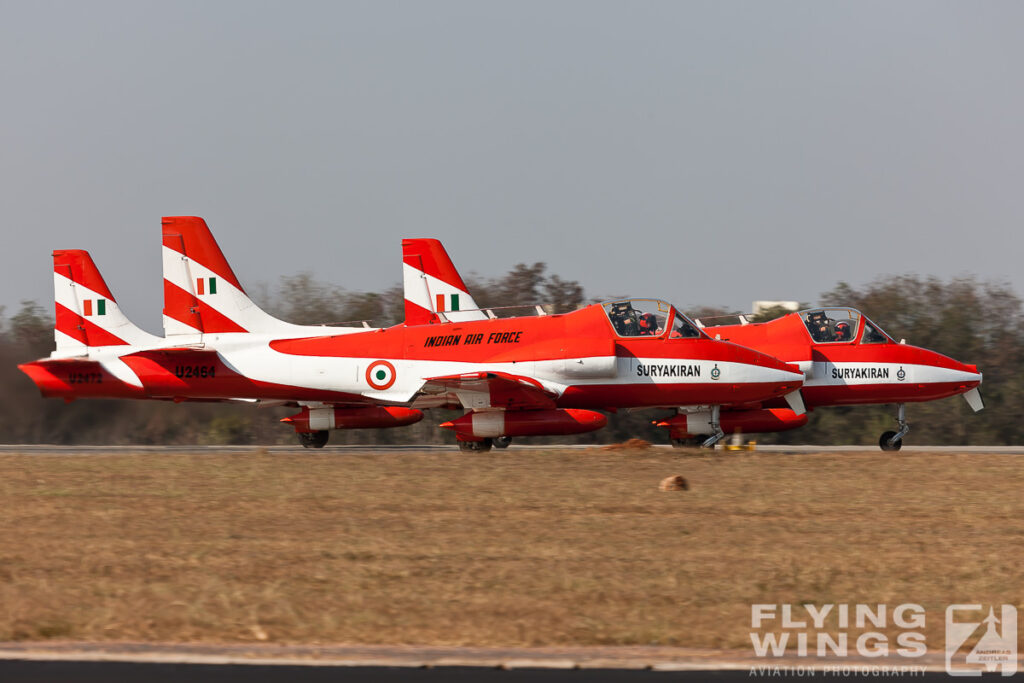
(0, 447, 1021, 649)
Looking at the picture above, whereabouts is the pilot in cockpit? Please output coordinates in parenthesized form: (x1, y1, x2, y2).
(609, 302, 639, 336)
(833, 320, 852, 342)
(637, 312, 659, 336)
(806, 311, 833, 342)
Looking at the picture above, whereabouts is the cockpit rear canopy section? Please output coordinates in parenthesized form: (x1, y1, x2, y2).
(601, 299, 703, 339)
(801, 308, 892, 345)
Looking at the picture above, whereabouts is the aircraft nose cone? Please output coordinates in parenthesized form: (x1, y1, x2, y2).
(922, 349, 983, 386)
(964, 365, 983, 389)
(962, 363, 983, 383)
(908, 347, 983, 403)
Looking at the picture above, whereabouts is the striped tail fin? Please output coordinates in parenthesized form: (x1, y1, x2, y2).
(162, 216, 314, 337)
(53, 249, 161, 354)
(402, 239, 487, 325)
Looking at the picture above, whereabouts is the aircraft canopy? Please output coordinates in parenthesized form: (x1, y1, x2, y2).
(601, 299, 703, 339)
(801, 308, 892, 344)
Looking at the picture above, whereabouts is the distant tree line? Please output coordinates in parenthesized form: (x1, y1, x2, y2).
(0, 271, 1018, 446)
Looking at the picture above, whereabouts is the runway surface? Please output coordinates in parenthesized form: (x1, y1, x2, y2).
(0, 661, 974, 683)
(1, 443, 1022, 454)
(0, 642, 984, 682)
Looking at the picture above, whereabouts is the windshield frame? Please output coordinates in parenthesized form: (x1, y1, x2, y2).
(859, 314, 894, 345)
(666, 307, 706, 340)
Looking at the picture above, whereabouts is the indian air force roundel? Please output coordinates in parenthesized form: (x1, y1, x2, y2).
(365, 360, 397, 390)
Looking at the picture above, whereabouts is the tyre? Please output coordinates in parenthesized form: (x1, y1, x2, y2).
(493, 436, 512, 449)
(299, 430, 329, 449)
(879, 430, 902, 452)
(458, 438, 493, 452)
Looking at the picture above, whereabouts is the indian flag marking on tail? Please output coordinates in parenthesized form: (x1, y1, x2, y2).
(196, 277, 218, 295)
(82, 299, 106, 316)
(435, 293, 460, 312)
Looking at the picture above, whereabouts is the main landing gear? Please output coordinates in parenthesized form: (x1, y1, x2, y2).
(298, 430, 329, 449)
(879, 403, 909, 452)
(668, 406, 727, 450)
(457, 436, 512, 452)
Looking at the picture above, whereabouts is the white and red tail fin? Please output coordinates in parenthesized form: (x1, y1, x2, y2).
(52, 249, 161, 355)
(402, 239, 488, 325)
(162, 216, 340, 338)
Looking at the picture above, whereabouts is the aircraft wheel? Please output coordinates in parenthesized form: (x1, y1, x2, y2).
(299, 430, 329, 449)
(671, 437, 699, 448)
(493, 436, 512, 449)
(879, 431, 902, 452)
(458, 439, 493, 452)
(695, 434, 715, 449)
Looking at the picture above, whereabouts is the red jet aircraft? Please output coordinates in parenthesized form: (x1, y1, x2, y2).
(686, 308, 984, 450)
(402, 240, 984, 451)
(19, 217, 806, 450)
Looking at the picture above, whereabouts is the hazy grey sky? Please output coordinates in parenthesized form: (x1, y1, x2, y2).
(2, 1, 1021, 331)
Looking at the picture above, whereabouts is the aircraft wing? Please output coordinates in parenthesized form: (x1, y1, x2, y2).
(419, 371, 559, 410)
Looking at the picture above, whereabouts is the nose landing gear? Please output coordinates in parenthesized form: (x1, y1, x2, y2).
(879, 404, 909, 452)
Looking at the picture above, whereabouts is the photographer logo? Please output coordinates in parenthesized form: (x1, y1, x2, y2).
(945, 604, 1017, 677)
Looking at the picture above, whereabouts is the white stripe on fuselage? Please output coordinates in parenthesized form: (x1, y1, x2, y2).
(207, 344, 801, 403)
(49, 324, 801, 407)
(806, 361, 979, 386)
